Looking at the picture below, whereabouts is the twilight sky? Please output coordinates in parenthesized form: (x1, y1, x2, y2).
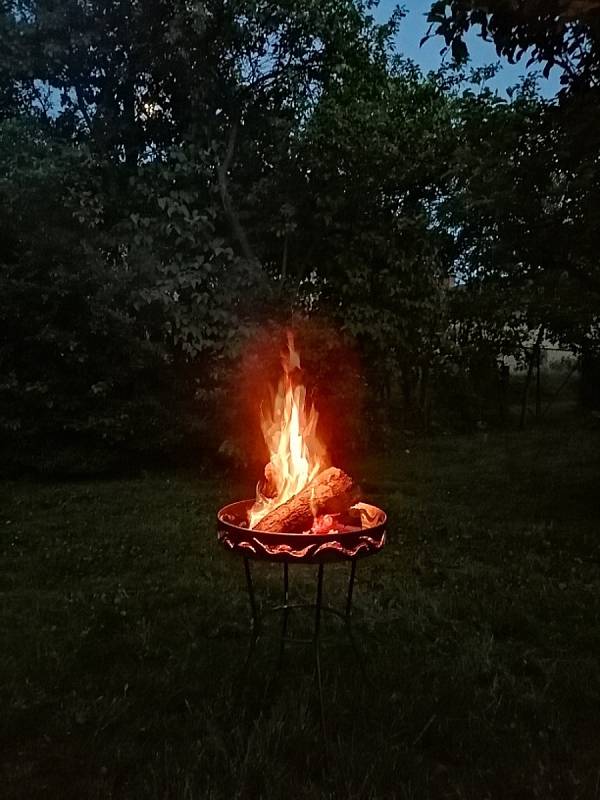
(373, 0, 562, 98)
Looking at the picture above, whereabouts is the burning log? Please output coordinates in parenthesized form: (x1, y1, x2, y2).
(253, 466, 358, 533)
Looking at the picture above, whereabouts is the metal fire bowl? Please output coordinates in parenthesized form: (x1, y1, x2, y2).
(217, 500, 386, 564)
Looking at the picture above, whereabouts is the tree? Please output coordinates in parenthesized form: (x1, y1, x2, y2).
(0, 118, 185, 469)
(440, 77, 600, 422)
(0, 0, 408, 467)
(425, 0, 600, 91)
(264, 64, 458, 428)
(425, 2, 600, 295)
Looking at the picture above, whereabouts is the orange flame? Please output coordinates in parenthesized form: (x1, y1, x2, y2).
(248, 332, 327, 529)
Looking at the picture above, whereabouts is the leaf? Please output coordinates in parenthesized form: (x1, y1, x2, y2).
(451, 39, 469, 64)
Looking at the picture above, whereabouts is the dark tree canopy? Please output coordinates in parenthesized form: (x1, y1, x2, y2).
(0, 0, 599, 472)
(426, 0, 600, 91)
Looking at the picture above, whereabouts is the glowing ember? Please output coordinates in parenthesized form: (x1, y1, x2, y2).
(310, 514, 339, 535)
(248, 332, 327, 530)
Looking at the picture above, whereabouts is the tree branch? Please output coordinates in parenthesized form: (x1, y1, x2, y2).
(74, 82, 94, 134)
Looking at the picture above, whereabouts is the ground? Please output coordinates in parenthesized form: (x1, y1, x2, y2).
(1, 419, 600, 799)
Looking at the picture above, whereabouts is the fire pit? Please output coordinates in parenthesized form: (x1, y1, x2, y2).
(217, 499, 386, 563)
(216, 332, 387, 701)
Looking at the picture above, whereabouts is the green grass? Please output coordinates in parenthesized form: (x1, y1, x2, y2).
(2, 420, 600, 799)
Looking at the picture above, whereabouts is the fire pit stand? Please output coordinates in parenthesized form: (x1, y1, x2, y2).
(217, 499, 387, 742)
(242, 556, 364, 665)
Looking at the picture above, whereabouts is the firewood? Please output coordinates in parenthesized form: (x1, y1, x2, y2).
(253, 467, 358, 533)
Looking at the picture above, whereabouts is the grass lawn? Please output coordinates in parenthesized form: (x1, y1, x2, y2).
(2, 420, 600, 799)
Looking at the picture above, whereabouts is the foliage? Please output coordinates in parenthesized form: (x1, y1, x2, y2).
(425, 0, 600, 369)
(267, 66, 459, 427)
(0, 1, 403, 469)
(439, 78, 600, 373)
(425, 0, 600, 92)
(0, 119, 169, 467)
(1, 0, 599, 471)
(425, 2, 600, 366)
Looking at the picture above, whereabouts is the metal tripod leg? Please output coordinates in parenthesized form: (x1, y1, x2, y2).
(343, 558, 370, 684)
(240, 557, 260, 679)
(238, 556, 370, 736)
(278, 562, 290, 668)
(346, 558, 357, 617)
(313, 563, 328, 753)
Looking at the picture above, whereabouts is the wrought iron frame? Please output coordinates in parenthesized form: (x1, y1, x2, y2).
(240, 555, 369, 747)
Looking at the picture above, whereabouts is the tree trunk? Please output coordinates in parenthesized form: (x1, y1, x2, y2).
(419, 364, 432, 432)
(217, 120, 256, 262)
(535, 342, 543, 420)
(520, 325, 545, 429)
(498, 363, 509, 426)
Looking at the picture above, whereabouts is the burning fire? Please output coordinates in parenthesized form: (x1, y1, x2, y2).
(248, 332, 327, 530)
